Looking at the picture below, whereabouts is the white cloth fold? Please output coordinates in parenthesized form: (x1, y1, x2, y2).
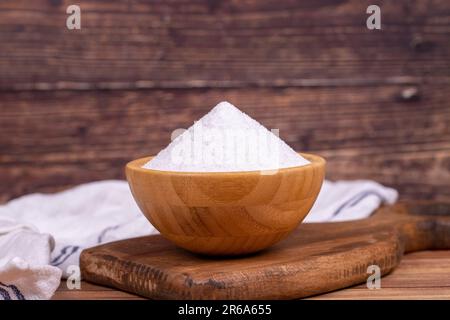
(0, 218, 61, 299)
(306, 180, 398, 222)
(0, 179, 397, 299)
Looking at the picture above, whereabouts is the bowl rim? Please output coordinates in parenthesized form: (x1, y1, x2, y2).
(126, 153, 325, 176)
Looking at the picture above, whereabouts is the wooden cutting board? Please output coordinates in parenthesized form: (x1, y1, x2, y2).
(80, 201, 450, 299)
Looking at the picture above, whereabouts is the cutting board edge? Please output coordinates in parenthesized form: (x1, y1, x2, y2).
(79, 231, 404, 300)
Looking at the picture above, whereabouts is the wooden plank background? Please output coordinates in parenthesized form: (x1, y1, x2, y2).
(0, 0, 449, 202)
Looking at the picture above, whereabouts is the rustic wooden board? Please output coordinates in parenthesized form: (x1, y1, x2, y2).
(80, 202, 450, 299)
(1, 85, 449, 203)
(1, 0, 449, 90)
(54, 251, 450, 300)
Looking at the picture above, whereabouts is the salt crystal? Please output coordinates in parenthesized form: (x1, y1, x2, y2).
(143, 101, 310, 172)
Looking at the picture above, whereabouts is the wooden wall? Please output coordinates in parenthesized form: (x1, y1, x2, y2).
(1, 0, 449, 202)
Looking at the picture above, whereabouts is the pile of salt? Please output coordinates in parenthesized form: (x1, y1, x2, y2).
(143, 101, 310, 172)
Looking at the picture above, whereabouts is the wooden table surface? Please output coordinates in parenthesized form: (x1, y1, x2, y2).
(53, 250, 450, 300)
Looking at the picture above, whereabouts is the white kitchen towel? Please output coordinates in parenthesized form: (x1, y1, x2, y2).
(0, 179, 397, 299)
(305, 180, 399, 222)
(0, 217, 62, 299)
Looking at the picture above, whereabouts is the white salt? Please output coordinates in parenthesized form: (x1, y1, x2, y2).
(143, 101, 310, 172)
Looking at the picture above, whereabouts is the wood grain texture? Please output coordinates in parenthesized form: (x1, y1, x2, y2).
(79, 202, 450, 299)
(126, 154, 325, 255)
(53, 282, 145, 300)
(1, 85, 449, 203)
(1, 0, 449, 90)
(1, 0, 449, 203)
(311, 251, 450, 299)
(53, 251, 450, 300)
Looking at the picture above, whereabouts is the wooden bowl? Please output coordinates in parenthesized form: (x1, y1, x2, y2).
(126, 153, 325, 255)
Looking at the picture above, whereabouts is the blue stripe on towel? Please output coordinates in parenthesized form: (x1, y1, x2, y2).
(0, 286, 11, 300)
(97, 224, 122, 243)
(51, 245, 80, 267)
(51, 245, 71, 265)
(332, 190, 387, 217)
(0, 282, 25, 300)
